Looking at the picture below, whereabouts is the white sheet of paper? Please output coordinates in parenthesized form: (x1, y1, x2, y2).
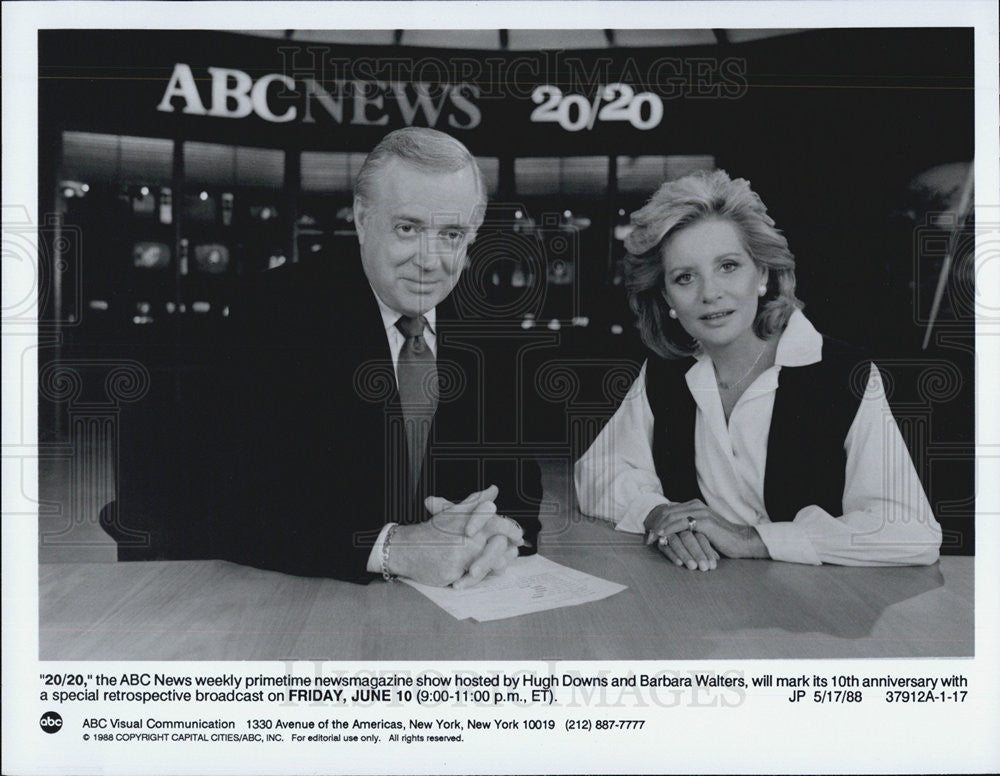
(402, 554, 628, 622)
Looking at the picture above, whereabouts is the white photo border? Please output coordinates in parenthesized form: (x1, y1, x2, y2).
(4, 2, 999, 774)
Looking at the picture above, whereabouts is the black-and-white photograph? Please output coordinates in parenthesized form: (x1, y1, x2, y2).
(27, 21, 975, 660)
(5, 3, 999, 773)
(31, 24, 977, 661)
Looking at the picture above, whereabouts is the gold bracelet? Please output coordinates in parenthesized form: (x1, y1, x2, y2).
(381, 523, 399, 581)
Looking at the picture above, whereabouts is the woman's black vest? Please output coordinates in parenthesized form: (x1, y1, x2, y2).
(644, 339, 870, 522)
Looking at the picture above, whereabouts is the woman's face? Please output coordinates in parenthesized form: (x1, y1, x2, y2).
(661, 217, 767, 352)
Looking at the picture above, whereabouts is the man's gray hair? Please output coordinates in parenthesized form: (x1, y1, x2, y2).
(354, 127, 487, 216)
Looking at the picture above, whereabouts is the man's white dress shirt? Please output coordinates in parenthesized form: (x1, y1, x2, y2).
(574, 310, 941, 566)
(373, 294, 438, 378)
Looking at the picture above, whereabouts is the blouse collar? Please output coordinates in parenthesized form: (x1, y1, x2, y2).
(773, 308, 822, 367)
(684, 309, 822, 433)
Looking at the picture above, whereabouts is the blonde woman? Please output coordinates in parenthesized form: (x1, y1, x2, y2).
(575, 170, 941, 570)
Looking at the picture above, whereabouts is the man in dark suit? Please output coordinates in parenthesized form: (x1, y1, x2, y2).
(104, 128, 541, 586)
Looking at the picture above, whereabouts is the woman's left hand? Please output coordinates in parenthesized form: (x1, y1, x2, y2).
(646, 500, 770, 560)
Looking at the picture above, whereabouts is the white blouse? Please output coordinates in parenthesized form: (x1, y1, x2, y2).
(574, 311, 942, 566)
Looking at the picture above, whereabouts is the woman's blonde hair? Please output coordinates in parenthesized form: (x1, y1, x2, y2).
(624, 169, 803, 358)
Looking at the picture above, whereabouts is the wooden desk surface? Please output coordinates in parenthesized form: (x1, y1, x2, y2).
(40, 514, 973, 661)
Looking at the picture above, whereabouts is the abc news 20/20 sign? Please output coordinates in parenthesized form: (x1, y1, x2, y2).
(153, 59, 746, 135)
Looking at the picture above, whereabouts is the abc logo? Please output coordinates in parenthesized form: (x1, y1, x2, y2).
(40, 711, 63, 733)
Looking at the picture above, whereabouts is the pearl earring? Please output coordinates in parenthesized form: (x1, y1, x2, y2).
(758, 284, 767, 297)
(669, 308, 678, 319)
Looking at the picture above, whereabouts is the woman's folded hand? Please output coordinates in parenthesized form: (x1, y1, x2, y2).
(644, 500, 770, 565)
(644, 501, 719, 571)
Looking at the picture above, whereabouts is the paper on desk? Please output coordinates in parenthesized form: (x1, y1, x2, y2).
(402, 554, 627, 622)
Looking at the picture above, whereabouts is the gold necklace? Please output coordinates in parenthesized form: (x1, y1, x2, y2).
(716, 344, 767, 390)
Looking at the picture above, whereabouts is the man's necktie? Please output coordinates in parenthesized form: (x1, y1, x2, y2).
(395, 315, 439, 492)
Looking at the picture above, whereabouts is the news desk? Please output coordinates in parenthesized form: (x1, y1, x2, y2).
(40, 513, 973, 661)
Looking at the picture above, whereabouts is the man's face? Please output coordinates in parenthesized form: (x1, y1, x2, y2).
(355, 158, 481, 318)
